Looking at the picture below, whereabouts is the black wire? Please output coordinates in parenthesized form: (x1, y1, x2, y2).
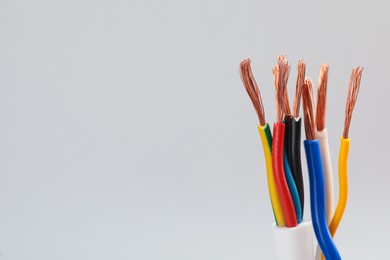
(285, 115, 304, 216)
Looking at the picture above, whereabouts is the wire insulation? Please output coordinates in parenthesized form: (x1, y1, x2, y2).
(258, 124, 286, 227)
(285, 115, 304, 216)
(304, 140, 341, 260)
(284, 150, 302, 223)
(328, 137, 350, 237)
(316, 129, 334, 223)
(272, 122, 297, 227)
(316, 129, 335, 260)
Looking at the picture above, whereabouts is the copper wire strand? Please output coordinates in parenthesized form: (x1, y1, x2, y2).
(343, 67, 363, 138)
(282, 57, 291, 116)
(284, 84, 292, 116)
(308, 76, 316, 127)
(316, 64, 329, 131)
(272, 67, 280, 121)
(239, 59, 266, 126)
(273, 55, 290, 121)
(292, 60, 306, 117)
(282, 61, 291, 116)
(302, 78, 316, 140)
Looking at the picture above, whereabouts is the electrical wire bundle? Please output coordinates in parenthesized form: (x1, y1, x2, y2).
(239, 55, 363, 260)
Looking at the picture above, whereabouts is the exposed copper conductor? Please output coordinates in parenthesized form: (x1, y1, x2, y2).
(316, 64, 329, 131)
(308, 76, 316, 124)
(284, 84, 292, 116)
(272, 55, 291, 122)
(302, 78, 316, 140)
(292, 60, 306, 118)
(343, 67, 364, 138)
(239, 59, 266, 126)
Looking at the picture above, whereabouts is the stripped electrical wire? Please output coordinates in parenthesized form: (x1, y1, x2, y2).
(285, 60, 306, 219)
(328, 67, 364, 237)
(302, 78, 341, 260)
(239, 58, 285, 226)
(314, 64, 334, 260)
(272, 55, 298, 228)
(238, 56, 364, 260)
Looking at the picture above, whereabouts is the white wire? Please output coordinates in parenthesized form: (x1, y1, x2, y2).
(316, 128, 334, 222)
(314, 128, 334, 260)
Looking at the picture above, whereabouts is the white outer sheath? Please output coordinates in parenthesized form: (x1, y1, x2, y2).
(315, 129, 334, 260)
(271, 221, 314, 260)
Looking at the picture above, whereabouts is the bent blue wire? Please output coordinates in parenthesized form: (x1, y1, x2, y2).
(283, 151, 302, 223)
(304, 140, 341, 260)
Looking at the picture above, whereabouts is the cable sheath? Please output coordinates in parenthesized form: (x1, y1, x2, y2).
(272, 122, 297, 227)
(272, 221, 314, 260)
(258, 124, 285, 227)
(304, 140, 341, 260)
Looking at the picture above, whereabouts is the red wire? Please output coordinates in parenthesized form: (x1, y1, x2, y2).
(272, 122, 297, 227)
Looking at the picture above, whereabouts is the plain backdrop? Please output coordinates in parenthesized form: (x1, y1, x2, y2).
(0, 0, 389, 259)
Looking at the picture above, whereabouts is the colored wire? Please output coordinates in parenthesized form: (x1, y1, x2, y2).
(285, 115, 304, 217)
(315, 64, 333, 224)
(240, 59, 286, 226)
(272, 122, 297, 227)
(316, 129, 334, 223)
(320, 138, 350, 260)
(258, 123, 286, 227)
(321, 67, 363, 260)
(283, 150, 302, 223)
(304, 140, 341, 260)
(316, 64, 339, 260)
(328, 137, 350, 237)
(303, 78, 340, 259)
(315, 129, 334, 260)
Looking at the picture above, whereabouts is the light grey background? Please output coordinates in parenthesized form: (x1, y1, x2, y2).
(0, 0, 388, 259)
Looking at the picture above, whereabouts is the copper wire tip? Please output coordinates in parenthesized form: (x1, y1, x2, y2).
(273, 55, 291, 122)
(239, 58, 266, 126)
(302, 77, 316, 140)
(292, 60, 306, 118)
(316, 64, 329, 131)
(343, 67, 364, 138)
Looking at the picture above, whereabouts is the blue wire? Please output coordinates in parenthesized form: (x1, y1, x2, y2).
(283, 151, 302, 223)
(304, 140, 341, 260)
